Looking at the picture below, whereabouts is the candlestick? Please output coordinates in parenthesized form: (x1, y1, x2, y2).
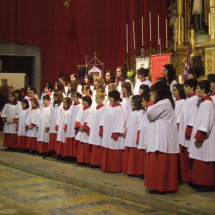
(158, 15, 160, 45)
(149, 12, 152, 42)
(142, 17, 144, 46)
(133, 21, 136, 50)
(126, 24, 128, 53)
(165, 19, 168, 49)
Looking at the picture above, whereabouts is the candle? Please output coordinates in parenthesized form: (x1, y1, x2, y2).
(179, 75, 183, 84)
(149, 12, 151, 42)
(142, 17, 144, 46)
(165, 19, 168, 48)
(126, 24, 128, 53)
(174, 20, 176, 52)
(133, 21, 136, 50)
(158, 15, 159, 45)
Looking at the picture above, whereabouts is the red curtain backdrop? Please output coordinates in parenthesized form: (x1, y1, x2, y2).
(0, 0, 169, 88)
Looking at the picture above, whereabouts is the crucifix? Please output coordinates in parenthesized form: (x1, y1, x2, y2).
(94, 52, 97, 65)
(84, 55, 88, 74)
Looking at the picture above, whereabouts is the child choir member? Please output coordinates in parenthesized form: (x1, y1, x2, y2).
(92, 77, 103, 108)
(26, 99, 40, 153)
(178, 79, 199, 183)
(121, 82, 133, 123)
(101, 90, 125, 173)
(188, 68, 200, 80)
(64, 92, 82, 158)
(84, 74, 94, 91)
(116, 67, 133, 96)
(55, 97, 72, 157)
(14, 89, 23, 110)
(55, 82, 66, 97)
(46, 91, 64, 154)
(40, 83, 53, 108)
(163, 64, 177, 92)
(1, 93, 20, 150)
(82, 85, 93, 97)
(59, 77, 68, 96)
(75, 96, 93, 164)
(24, 86, 38, 102)
(189, 80, 215, 192)
(137, 93, 150, 178)
(144, 81, 179, 194)
(133, 68, 152, 95)
(70, 73, 82, 95)
(37, 95, 51, 154)
(105, 83, 117, 107)
(87, 93, 107, 166)
(17, 99, 30, 150)
(105, 71, 115, 95)
(28, 87, 40, 108)
(139, 84, 150, 96)
(123, 95, 143, 176)
(207, 74, 215, 103)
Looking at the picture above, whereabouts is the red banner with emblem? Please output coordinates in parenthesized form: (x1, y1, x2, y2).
(151, 54, 171, 84)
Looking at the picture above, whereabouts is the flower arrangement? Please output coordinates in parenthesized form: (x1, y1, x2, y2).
(127, 69, 136, 86)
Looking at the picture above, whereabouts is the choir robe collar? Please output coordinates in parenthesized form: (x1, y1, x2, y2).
(212, 92, 215, 96)
(83, 106, 90, 110)
(74, 102, 81, 106)
(9, 102, 15, 105)
(96, 104, 104, 110)
(48, 93, 52, 96)
(32, 107, 36, 109)
(87, 94, 92, 97)
(112, 102, 121, 107)
(140, 78, 147, 82)
(64, 107, 69, 111)
(201, 95, 213, 103)
(44, 104, 51, 108)
(123, 95, 127, 98)
(26, 94, 30, 98)
(188, 92, 196, 98)
(64, 85, 67, 87)
(176, 98, 182, 101)
(23, 108, 29, 110)
(29, 97, 37, 101)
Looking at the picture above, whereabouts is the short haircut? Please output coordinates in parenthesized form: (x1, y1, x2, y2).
(31, 99, 39, 108)
(131, 95, 142, 110)
(82, 95, 92, 106)
(183, 79, 197, 90)
(21, 99, 30, 109)
(44, 81, 53, 91)
(137, 68, 149, 77)
(207, 74, 215, 83)
(173, 84, 186, 99)
(29, 87, 36, 94)
(188, 68, 200, 78)
(139, 84, 149, 95)
(63, 97, 72, 107)
(142, 93, 150, 103)
(108, 90, 120, 102)
(96, 93, 106, 99)
(43, 95, 51, 101)
(197, 80, 211, 94)
(72, 92, 82, 99)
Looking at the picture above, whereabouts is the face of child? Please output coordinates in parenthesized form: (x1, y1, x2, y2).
(70, 75, 76, 82)
(137, 74, 143, 80)
(139, 88, 144, 95)
(43, 99, 50, 107)
(106, 73, 110, 82)
(84, 76, 89, 84)
(31, 101, 36, 108)
(183, 84, 194, 96)
(94, 80, 98, 87)
(63, 99, 68, 108)
(82, 86, 89, 95)
(108, 85, 113, 92)
(82, 100, 88, 107)
(109, 97, 115, 104)
(163, 67, 168, 77)
(122, 87, 127, 95)
(27, 87, 31, 95)
(172, 86, 179, 99)
(72, 95, 79, 103)
(21, 102, 27, 109)
(195, 86, 204, 98)
(188, 73, 195, 79)
(9, 94, 15, 102)
(29, 90, 35, 98)
(96, 87, 102, 93)
(14, 93, 19, 99)
(55, 84, 58, 90)
(95, 95, 103, 105)
(44, 86, 49, 94)
(141, 98, 147, 109)
(116, 68, 121, 78)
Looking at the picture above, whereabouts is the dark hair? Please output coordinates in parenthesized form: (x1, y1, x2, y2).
(149, 85, 156, 93)
(85, 74, 94, 86)
(70, 73, 80, 84)
(121, 82, 133, 97)
(106, 70, 115, 84)
(8, 93, 17, 105)
(21, 99, 29, 109)
(116, 67, 127, 84)
(137, 68, 149, 77)
(31, 98, 39, 109)
(53, 90, 63, 106)
(152, 81, 175, 109)
(142, 94, 150, 103)
(207, 74, 215, 83)
(96, 83, 105, 93)
(188, 68, 201, 79)
(108, 90, 120, 102)
(70, 83, 78, 93)
(197, 80, 211, 94)
(156, 77, 166, 83)
(139, 84, 149, 95)
(82, 95, 92, 106)
(44, 81, 53, 91)
(173, 84, 186, 99)
(43, 95, 51, 101)
(14, 89, 23, 101)
(63, 97, 72, 108)
(132, 95, 142, 110)
(183, 79, 197, 91)
(72, 91, 82, 99)
(29, 87, 36, 94)
(56, 82, 65, 94)
(163, 64, 176, 85)
(59, 77, 67, 85)
(83, 85, 92, 95)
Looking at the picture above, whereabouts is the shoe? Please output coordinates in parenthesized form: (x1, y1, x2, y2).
(148, 190, 159, 194)
(197, 186, 214, 192)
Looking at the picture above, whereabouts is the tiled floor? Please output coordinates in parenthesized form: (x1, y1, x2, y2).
(0, 165, 175, 215)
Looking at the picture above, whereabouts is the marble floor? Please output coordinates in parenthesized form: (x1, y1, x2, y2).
(0, 165, 176, 215)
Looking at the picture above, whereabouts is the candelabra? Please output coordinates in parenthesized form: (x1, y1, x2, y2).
(146, 42, 156, 56)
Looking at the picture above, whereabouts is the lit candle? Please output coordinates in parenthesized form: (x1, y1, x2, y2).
(174, 20, 176, 52)
(142, 17, 144, 46)
(126, 24, 128, 53)
(133, 21, 136, 50)
(158, 15, 159, 45)
(149, 12, 151, 42)
(165, 19, 168, 48)
(179, 75, 183, 84)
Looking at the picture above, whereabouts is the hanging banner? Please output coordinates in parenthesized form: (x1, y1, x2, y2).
(151, 53, 171, 84)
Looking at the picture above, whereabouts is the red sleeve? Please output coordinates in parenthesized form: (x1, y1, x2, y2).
(177, 123, 179, 131)
(194, 130, 207, 143)
(64, 124, 67, 130)
(83, 122, 88, 131)
(31, 123, 36, 127)
(3, 117, 7, 120)
(16, 123, 19, 131)
(111, 133, 119, 140)
(146, 101, 155, 110)
(46, 127, 50, 130)
(185, 126, 193, 137)
(99, 126, 103, 135)
(136, 130, 140, 143)
(74, 121, 81, 129)
(55, 125, 59, 131)
(13, 118, 19, 123)
(123, 128, 127, 139)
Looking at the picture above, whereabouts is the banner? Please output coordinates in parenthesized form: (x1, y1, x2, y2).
(151, 53, 171, 84)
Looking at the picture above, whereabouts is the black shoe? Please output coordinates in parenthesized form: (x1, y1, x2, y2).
(148, 190, 166, 195)
(197, 185, 214, 192)
(4, 148, 12, 151)
(140, 175, 144, 180)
